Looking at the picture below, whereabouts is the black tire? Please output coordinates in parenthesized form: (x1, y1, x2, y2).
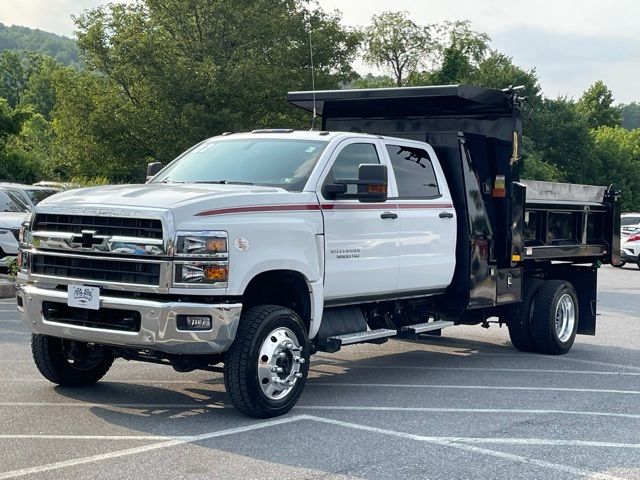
(31, 334, 114, 386)
(224, 305, 309, 418)
(531, 280, 579, 355)
(505, 278, 544, 352)
(637, 259, 640, 270)
(614, 262, 626, 268)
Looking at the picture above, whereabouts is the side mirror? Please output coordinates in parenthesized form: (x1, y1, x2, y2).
(146, 162, 163, 181)
(327, 163, 388, 202)
(355, 164, 388, 202)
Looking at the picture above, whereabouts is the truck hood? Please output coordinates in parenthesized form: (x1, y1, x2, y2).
(39, 183, 288, 210)
(34, 183, 319, 230)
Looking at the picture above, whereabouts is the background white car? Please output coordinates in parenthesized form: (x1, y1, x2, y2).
(0, 189, 30, 271)
(621, 212, 640, 237)
(0, 183, 60, 209)
(620, 230, 640, 269)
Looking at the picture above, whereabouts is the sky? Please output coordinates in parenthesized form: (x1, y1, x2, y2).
(0, 0, 638, 103)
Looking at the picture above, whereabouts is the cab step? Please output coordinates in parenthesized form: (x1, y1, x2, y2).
(330, 328, 397, 345)
(319, 328, 396, 353)
(400, 320, 454, 335)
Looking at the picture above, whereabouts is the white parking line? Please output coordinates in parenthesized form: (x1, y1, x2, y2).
(0, 402, 222, 408)
(311, 364, 640, 376)
(297, 406, 640, 420)
(307, 415, 630, 480)
(0, 433, 638, 451)
(1, 379, 203, 384)
(0, 331, 29, 335)
(309, 382, 640, 395)
(468, 353, 640, 372)
(0, 414, 310, 480)
(0, 434, 178, 441)
(2, 402, 639, 422)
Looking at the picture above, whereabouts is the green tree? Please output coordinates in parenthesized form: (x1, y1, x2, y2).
(363, 11, 430, 87)
(54, 0, 360, 181)
(0, 98, 40, 182)
(591, 126, 640, 210)
(468, 51, 541, 101)
(576, 80, 622, 129)
(350, 73, 395, 89)
(621, 102, 640, 130)
(526, 97, 599, 184)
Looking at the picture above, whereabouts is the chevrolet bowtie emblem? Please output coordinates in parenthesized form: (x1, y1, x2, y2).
(71, 230, 107, 248)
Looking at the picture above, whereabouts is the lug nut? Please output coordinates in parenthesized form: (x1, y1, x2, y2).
(293, 357, 306, 364)
(294, 372, 303, 378)
(271, 366, 283, 373)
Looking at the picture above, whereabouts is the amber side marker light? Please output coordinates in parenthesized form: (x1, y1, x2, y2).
(367, 184, 387, 194)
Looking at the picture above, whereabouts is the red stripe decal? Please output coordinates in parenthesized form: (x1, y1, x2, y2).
(397, 203, 454, 209)
(196, 204, 320, 216)
(196, 202, 454, 216)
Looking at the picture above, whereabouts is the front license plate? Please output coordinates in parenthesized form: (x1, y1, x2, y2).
(67, 285, 100, 310)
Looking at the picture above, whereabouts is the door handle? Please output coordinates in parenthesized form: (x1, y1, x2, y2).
(439, 211, 454, 218)
(380, 212, 398, 220)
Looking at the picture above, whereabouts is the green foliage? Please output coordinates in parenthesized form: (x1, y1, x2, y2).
(590, 126, 640, 211)
(48, 0, 360, 182)
(525, 97, 599, 184)
(349, 73, 395, 89)
(0, 23, 79, 66)
(576, 80, 622, 129)
(621, 102, 640, 130)
(363, 11, 431, 87)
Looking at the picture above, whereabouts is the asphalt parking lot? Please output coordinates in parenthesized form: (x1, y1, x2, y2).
(0, 265, 638, 479)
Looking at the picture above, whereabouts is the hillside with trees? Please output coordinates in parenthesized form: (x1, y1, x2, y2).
(0, 23, 79, 66)
(0, 2, 638, 210)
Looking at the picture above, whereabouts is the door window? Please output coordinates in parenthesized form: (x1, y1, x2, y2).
(324, 143, 380, 197)
(386, 145, 440, 199)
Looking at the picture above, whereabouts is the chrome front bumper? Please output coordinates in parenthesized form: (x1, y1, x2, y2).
(17, 283, 242, 355)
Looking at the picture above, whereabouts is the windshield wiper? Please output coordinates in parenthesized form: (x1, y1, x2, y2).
(194, 180, 255, 185)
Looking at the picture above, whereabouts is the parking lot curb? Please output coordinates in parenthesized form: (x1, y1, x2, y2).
(0, 280, 15, 299)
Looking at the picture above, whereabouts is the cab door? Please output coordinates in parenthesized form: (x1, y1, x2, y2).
(384, 141, 456, 293)
(318, 138, 400, 302)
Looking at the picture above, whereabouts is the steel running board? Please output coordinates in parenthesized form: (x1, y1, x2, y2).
(400, 320, 454, 335)
(328, 328, 396, 346)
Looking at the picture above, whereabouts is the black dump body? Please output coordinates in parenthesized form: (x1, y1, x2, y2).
(288, 85, 621, 319)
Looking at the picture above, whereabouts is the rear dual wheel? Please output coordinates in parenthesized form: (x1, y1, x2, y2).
(506, 279, 578, 355)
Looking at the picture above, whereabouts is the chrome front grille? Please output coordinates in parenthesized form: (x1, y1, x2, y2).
(33, 214, 163, 239)
(31, 253, 162, 286)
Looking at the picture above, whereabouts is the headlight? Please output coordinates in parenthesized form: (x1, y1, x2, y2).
(175, 231, 227, 256)
(19, 221, 30, 245)
(173, 231, 228, 286)
(175, 262, 228, 285)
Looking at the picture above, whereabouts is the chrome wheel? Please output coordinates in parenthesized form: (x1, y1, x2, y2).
(554, 294, 576, 343)
(257, 327, 305, 400)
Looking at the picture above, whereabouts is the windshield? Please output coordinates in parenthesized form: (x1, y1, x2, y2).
(154, 138, 328, 191)
(26, 189, 59, 204)
(622, 216, 640, 226)
(0, 190, 29, 213)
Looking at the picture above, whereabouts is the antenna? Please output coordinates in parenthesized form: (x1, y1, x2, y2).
(309, 27, 318, 131)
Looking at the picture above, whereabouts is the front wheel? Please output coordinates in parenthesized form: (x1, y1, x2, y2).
(31, 334, 114, 386)
(224, 305, 309, 418)
(531, 281, 579, 355)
